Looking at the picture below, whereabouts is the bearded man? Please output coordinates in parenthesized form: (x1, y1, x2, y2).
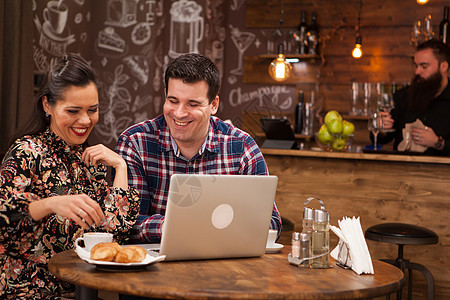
(378, 39, 450, 156)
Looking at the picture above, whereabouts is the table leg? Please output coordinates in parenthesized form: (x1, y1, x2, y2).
(76, 285, 98, 300)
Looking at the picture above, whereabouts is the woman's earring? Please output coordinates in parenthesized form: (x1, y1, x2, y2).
(45, 112, 50, 118)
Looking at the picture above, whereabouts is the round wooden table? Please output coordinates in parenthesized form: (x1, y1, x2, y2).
(49, 247, 404, 299)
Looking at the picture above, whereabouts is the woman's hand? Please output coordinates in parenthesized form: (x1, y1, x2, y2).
(82, 144, 126, 170)
(82, 144, 129, 189)
(29, 194, 105, 229)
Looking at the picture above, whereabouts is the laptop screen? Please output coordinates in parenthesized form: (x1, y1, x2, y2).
(160, 174, 278, 261)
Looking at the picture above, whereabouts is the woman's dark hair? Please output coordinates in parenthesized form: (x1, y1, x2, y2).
(164, 53, 221, 103)
(9, 53, 98, 146)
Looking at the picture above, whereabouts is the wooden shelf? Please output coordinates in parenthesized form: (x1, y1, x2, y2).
(343, 114, 369, 121)
(258, 54, 321, 60)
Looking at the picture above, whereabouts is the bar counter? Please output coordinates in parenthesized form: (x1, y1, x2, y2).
(262, 148, 449, 299)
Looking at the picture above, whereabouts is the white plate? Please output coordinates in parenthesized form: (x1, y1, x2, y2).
(265, 243, 284, 254)
(75, 246, 166, 268)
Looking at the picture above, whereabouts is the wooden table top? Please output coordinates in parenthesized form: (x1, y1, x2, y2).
(49, 248, 404, 299)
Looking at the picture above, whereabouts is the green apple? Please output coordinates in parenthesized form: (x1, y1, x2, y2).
(342, 120, 355, 136)
(327, 119, 343, 134)
(324, 110, 342, 126)
(332, 137, 346, 151)
(318, 124, 333, 145)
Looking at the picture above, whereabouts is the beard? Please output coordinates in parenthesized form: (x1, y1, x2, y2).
(407, 70, 443, 113)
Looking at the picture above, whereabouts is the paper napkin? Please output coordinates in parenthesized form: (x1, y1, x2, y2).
(330, 217, 374, 275)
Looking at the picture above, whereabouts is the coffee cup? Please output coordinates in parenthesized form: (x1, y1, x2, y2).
(266, 229, 278, 247)
(43, 1, 68, 35)
(75, 232, 113, 252)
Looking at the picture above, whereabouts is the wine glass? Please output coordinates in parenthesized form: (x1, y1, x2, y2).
(368, 113, 382, 150)
(378, 93, 395, 133)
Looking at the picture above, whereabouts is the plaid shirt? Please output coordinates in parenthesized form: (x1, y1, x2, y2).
(115, 115, 282, 243)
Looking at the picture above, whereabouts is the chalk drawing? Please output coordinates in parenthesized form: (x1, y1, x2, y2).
(228, 86, 293, 110)
(229, 25, 255, 75)
(153, 42, 164, 92)
(97, 27, 126, 53)
(123, 55, 149, 85)
(105, 0, 139, 28)
(144, 0, 163, 25)
(230, 0, 245, 11)
(131, 22, 151, 45)
(36, 1, 75, 57)
(169, 0, 204, 58)
(74, 13, 83, 24)
(95, 64, 133, 143)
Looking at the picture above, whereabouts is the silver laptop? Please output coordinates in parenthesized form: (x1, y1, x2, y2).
(159, 174, 278, 261)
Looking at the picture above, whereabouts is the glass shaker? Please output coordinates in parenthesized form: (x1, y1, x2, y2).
(310, 208, 330, 268)
(302, 206, 314, 239)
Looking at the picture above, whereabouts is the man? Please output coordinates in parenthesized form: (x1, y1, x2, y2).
(378, 39, 450, 156)
(115, 53, 282, 243)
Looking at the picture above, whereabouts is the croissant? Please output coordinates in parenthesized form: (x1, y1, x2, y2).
(115, 246, 147, 263)
(90, 242, 122, 262)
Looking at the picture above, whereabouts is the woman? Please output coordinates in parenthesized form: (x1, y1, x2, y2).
(0, 54, 140, 299)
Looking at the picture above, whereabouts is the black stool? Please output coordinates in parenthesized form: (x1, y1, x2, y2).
(365, 223, 438, 300)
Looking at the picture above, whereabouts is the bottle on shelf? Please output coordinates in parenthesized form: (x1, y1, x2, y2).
(296, 10, 309, 55)
(294, 91, 304, 134)
(439, 6, 449, 44)
(306, 12, 319, 55)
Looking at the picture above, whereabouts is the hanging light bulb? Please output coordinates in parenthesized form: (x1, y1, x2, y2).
(352, 0, 363, 59)
(417, 0, 429, 4)
(268, 43, 292, 81)
(352, 35, 363, 59)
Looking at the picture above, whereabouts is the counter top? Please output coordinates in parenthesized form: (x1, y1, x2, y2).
(261, 148, 450, 164)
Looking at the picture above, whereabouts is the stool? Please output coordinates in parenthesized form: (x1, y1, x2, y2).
(365, 223, 438, 300)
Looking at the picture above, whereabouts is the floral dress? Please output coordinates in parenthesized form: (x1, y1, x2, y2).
(0, 129, 140, 299)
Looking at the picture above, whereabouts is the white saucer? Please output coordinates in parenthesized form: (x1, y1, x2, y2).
(265, 243, 284, 254)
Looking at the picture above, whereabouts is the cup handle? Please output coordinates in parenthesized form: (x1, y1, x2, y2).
(74, 237, 90, 258)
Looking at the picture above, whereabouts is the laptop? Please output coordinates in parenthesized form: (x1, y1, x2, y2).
(158, 174, 278, 261)
(260, 118, 298, 149)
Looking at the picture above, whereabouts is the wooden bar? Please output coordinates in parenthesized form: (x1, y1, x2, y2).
(264, 149, 450, 299)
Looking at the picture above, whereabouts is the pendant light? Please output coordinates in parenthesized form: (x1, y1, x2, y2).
(352, 0, 363, 59)
(268, 0, 292, 81)
(417, 0, 429, 4)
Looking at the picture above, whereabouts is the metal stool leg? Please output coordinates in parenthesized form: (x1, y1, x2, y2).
(408, 268, 413, 300)
(407, 261, 435, 300)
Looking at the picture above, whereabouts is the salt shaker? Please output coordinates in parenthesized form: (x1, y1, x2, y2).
(299, 232, 310, 268)
(291, 232, 300, 258)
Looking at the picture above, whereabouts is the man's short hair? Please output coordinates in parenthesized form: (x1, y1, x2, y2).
(416, 39, 450, 65)
(164, 53, 221, 103)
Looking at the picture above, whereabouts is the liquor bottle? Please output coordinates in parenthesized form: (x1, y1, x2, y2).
(297, 10, 309, 55)
(306, 12, 319, 55)
(439, 6, 449, 44)
(294, 91, 304, 133)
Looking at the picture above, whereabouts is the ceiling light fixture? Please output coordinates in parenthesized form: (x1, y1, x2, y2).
(268, 0, 292, 82)
(417, 0, 429, 5)
(352, 0, 363, 59)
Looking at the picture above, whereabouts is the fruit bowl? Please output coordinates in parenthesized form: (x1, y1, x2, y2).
(315, 132, 353, 152)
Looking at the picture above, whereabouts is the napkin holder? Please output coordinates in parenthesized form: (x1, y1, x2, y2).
(330, 239, 352, 269)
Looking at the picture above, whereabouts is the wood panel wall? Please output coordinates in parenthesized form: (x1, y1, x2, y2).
(244, 0, 448, 119)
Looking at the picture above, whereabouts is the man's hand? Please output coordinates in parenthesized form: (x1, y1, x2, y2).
(411, 126, 438, 148)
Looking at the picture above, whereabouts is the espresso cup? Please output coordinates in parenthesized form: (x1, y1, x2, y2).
(266, 229, 278, 247)
(75, 232, 113, 251)
(43, 0, 68, 35)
